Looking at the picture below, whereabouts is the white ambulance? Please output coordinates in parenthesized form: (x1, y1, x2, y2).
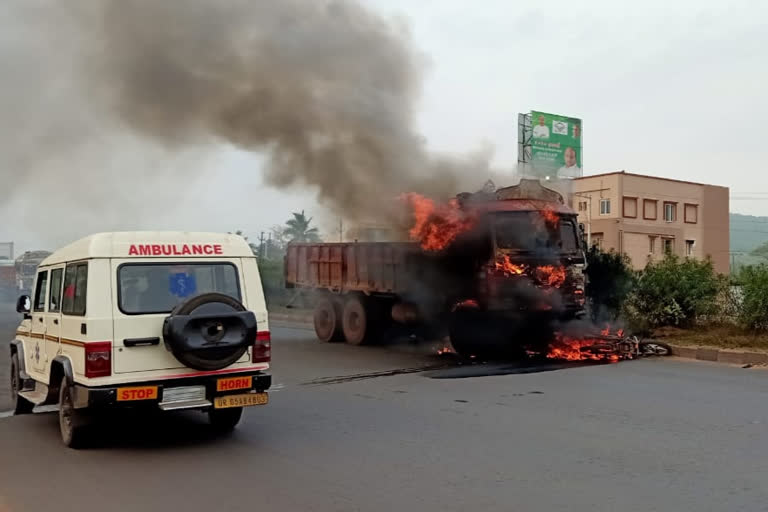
(9, 232, 271, 448)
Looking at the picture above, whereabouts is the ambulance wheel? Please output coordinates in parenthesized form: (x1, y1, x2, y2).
(59, 377, 88, 449)
(342, 295, 372, 346)
(10, 353, 34, 415)
(208, 407, 243, 433)
(314, 297, 343, 343)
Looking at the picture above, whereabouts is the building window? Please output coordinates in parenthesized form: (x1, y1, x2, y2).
(663, 202, 677, 222)
(591, 232, 604, 249)
(623, 197, 638, 218)
(600, 199, 611, 215)
(578, 201, 587, 212)
(649, 236, 656, 254)
(684, 204, 698, 224)
(663, 238, 674, 255)
(686, 240, 695, 257)
(643, 199, 658, 220)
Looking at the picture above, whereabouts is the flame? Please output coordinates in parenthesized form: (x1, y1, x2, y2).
(547, 334, 620, 363)
(401, 193, 475, 251)
(535, 265, 566, 287)
(600, 325, 625, 337)
(437, 345, 455, 355)
(495, 255, 526, 276)
(541, 207, 559, 228)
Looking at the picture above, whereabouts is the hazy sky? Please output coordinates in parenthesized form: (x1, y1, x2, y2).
(1, 0, 766, 253)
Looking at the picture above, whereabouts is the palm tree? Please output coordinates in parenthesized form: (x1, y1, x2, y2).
(284, 210, 321, 243)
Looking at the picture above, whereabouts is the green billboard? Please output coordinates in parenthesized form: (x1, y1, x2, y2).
(530, 111, 582, 179)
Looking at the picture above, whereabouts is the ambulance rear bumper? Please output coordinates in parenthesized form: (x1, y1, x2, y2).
(71, 371, 272, 410)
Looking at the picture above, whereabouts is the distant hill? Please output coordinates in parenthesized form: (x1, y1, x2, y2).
(731, 213, 768, 253)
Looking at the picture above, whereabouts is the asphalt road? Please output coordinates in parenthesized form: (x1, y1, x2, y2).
(1, 317, 768, 511)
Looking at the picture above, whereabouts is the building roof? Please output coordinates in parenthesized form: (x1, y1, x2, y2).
(574, 170, 728, 189)
(41, 232, 254, 266)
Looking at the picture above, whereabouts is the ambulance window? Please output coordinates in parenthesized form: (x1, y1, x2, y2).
(62, 263, 88, 316)
(33, 270, 49, 312)
(118, 263, 241, 315)
(49, 268, 63, 313)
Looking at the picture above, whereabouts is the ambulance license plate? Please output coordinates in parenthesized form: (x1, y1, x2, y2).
(117, 386, 159, 401)
(214, 392, 268, 409)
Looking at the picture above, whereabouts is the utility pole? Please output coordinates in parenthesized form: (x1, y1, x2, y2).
(338, 217, 343, 242)
(266, 233, 271, 260)
(258, 231, 265, 260)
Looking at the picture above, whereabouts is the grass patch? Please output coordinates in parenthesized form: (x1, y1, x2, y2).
(653, 325, 768, 351)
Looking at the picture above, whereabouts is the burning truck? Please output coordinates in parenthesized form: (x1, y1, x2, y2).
(284, 179, 587, 357)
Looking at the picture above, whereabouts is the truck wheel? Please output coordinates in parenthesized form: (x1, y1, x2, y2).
(342, 295, 371, 345)
(10, 353, 34, 415)
(314, 297, 343, 343)
(448, 311, 477, 358)
(59, 377, 88, 449)
(208, 407, 243, 433)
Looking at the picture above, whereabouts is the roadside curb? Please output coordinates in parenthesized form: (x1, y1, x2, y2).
(668, 344, 768, 366)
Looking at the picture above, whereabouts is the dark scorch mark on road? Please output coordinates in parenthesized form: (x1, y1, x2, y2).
(301, 358, 601, 386)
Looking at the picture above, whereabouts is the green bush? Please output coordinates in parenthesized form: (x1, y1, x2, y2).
(623, 255, 726, 331)
(584, 247, 634, 321)
(737, 265, 768, 331)
(258, 258, 288, 307)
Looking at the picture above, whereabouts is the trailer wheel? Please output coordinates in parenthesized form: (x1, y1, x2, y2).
(314, 297, 343, 343)
(342, 295, 372, 345)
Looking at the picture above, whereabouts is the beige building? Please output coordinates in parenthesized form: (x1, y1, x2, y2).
(570, 171, 729, 274)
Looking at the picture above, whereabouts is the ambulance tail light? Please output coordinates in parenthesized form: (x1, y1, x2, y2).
(252, 331, 271, 363)
(85, 341, 112, 378)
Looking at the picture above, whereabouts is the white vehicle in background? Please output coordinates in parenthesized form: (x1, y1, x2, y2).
(9, 232, 272, 448)
(14, 250, 52, 294)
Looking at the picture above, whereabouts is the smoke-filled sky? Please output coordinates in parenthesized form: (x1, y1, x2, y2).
(1, 0, 766, 252)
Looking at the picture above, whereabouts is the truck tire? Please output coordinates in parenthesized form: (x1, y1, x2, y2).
(162, 293, 256, 371)
(59, 377, 88, 449)
(314, 297, 343, 343)
(448, 310, 477, 358)
(10, 353, 34, 415)
(342, 295, 372, 345)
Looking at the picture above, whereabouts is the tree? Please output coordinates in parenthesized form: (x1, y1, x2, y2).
(584, 246, 634, 322)
(284, 210, 321, 243)
(229, 230, 259, 256)
(750, 241, 768, 260)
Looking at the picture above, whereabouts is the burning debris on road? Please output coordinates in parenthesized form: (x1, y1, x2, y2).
(546, 327, 671, 363)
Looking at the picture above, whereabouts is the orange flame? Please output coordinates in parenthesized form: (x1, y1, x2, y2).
(452, 299, 480, 312)
(495, 255, 526, 276)
(547, 334, 620, 362)
(437, 345, 455, 355)
(600, 325, 610, 336)
(535, 265, 567, 287)
(401, 193, 475, 251)
(541, 207, 559, 228)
